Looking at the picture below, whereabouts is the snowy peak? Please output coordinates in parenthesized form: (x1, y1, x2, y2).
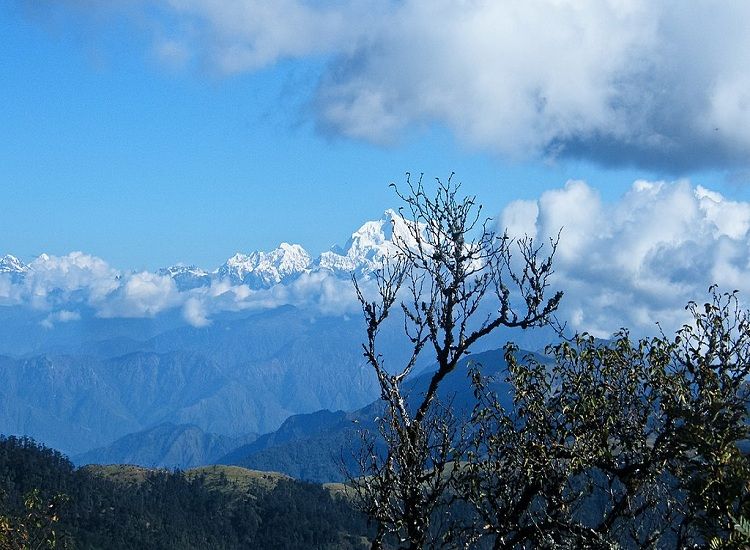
(217, 243, 311, 288)
(0, 254, 29, 274)
(317, 209, 420, 275)
(3, 210, 421, 297)
(0, 254, 31, 284)
(383, 208, 421, 248)
(158, 265, 211, 291)
(347, 208, 419, 254)
(159, 265, 209, 278)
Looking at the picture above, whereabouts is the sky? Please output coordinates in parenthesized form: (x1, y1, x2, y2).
(2, 1, 750, 335)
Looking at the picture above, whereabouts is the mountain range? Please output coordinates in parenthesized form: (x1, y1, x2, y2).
(0, 305, 413, 456)
(0, 208, 552, 480)
(0, 208, 414, 294)
(77, 348, 522, 481)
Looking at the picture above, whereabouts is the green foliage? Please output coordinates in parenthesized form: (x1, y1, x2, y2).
(457, 287, 750, 548)
(0, 435, 372, 549)
(0, 488, 68, 550)
(710, 514, 750, 549)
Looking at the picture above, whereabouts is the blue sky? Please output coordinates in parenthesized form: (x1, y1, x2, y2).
(1, 1, 748, 272)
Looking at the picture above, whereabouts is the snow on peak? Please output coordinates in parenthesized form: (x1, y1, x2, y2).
(160, 264, 208, 278)
(317, 209, 420, 275)
(0, 210, 424, 302)
(158, 264, 211, 291)
(218, 243, 312, 288)
(0, 254, 29, 274)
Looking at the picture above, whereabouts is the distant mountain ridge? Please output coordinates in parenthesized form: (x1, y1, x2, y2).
(218, 348, 519, 482)
(1, 209, 418, 292)
(0, 306, 406, 456)
(73, 423, 257, 469)
(0, 210, 555, 482)
(70, 348, 523, 480)
(0, 254, 28, 274)
(0, 254, 29, 283)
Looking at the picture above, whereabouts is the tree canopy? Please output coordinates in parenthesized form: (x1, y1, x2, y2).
(351, 176, 750, 549)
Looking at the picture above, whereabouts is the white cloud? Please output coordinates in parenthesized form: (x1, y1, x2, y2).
(502, 180, 750, 336)
(40, 309, 82, 329)
(535, 180, 603, 264)
(181, 270, 363, 320)
(98, 271, 181, 318)
(182, 296, 210, 327)
(498, 200, 538, 241)
(319, 1, 654, 148)
(162, 0, 374, 73)
(34, 0, 750, 170)
(74, 266, 364, 328)
(0, 252, 121, 309)
(695, 185, 750, 239)
(288, 270, 361, 315)
(313, 0, 750, 170)
(0, 253, 189, 319)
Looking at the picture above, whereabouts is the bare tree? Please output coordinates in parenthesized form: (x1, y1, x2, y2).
(350, 174, 562, 549)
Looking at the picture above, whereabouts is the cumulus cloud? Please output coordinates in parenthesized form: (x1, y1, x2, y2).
(0, 252, 120, 308)
(0, 253, 186, 320)
(29, 0, 750, 171)
(286, 270, 361, 315)
(98, 271, 181, 318)
(177, 269, 363, 325)
(317, 0, 750, 171)
(161, 0, 374, 73)
(502, 179, 750, 336)
(181, 296, 210, 327)
(27, 252, 120, 301)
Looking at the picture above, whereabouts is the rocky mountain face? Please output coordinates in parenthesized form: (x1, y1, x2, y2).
(157, 265, 211, 291)
(0, 254, 29, 283)
(216, 243, 312, 289)
(0, 254, 28, 274)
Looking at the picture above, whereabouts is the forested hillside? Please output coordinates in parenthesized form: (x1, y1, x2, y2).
(0, 436, 372, 549)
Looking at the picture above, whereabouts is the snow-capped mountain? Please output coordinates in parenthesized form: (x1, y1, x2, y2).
(317, 209, 419, 276)
(0, 254, 30, 283)
(216, 243, 312, 289)
(157, 265, 211, 291)
(0, 254, 29, 273)
(1, 209, 420, 302)
(154, 210, 417, 290)
(144, 210, 419, 289)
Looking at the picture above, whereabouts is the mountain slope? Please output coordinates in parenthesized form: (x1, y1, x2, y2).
(0, 436, 373, 549)
(74, 423, 257, 469)
(220, 348, 518, 482)
(0, 306, 408, 455)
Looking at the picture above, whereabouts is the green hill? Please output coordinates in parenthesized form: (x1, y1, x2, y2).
(0, 435, 373, 549)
